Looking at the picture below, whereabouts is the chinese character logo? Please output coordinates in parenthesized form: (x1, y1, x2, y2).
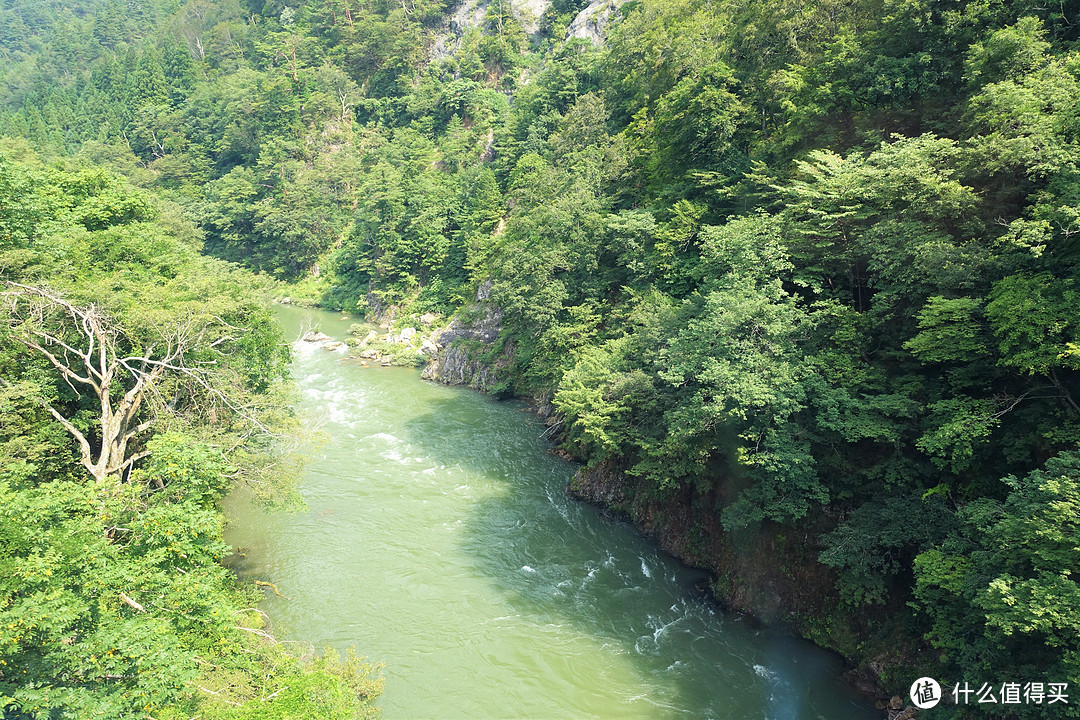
(911, 677, 942, 709)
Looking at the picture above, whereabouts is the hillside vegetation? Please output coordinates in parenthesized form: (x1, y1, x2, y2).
(0, 151, 383, 715)
(1, 0, 1079, 715)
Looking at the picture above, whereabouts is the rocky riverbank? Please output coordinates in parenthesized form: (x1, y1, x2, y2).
(298, 287, 916, 715)
(418, 280, 515, 394)
(565, 457, 923, 709)
(410, 291, 920, 715)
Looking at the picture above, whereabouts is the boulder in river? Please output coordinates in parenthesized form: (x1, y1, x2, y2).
(322, 341, 348, 351)
(302, 330, 332, 342)
(359, 348, 380, 359)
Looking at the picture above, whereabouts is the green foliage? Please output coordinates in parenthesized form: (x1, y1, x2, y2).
(985, 272, 1080, 376)
(964, 17, 1051, 85)
(905, 296, 987, 364)
(913, 452, 1080, 718)
(820, 492, 955, 606)
(3, 0, 1080, 702)
(917, 397, 1000, 474)
(0, 154, 381, 719)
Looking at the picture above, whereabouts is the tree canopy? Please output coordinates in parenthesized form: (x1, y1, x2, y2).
(2, 0, 1079, 714)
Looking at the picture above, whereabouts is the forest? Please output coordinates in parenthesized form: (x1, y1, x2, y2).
(0, 0, 1078, 716)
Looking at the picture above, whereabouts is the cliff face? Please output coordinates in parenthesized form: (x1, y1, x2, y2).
(421, 287, 907, 699)
(569, 457, 911, 696)
(421, 281, 513, 393)
(429, 0, 551, 62)
(565, 0, 624, 45)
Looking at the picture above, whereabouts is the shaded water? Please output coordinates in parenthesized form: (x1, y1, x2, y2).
(224, 306, 876, 719)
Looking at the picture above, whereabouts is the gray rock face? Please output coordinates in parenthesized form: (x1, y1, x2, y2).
(429, 0, 551, 61)
(367, 292, 396, 326)
(429, 0, 485, 61)
(513, 0, 549, 33)
(566, 0, 623, 44)
(420, 337, 441, 357)
(421, 296, 510, 392)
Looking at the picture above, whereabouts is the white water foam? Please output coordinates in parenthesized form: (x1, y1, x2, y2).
(652, 616, 678, 642)
(754, 664, 777, 681)
(301, 388, 357, 427)
(291, 340, 322, 357)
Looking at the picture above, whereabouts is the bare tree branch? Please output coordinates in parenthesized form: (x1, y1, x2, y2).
(2, 282, 275, 483)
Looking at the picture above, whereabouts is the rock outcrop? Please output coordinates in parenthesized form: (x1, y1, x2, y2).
(421, 280, 511, 392)
(420, 337, 440, 356)
(568, 456, 904, 699)
(566, 0, 623, 45)
(430, 0, 551, 62)
(300, 330, 350, 352)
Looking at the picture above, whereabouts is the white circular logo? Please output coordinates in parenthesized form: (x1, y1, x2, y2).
(910, 677, 942, 709)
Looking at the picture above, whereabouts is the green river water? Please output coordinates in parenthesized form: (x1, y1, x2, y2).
(224, 305, 878, 720)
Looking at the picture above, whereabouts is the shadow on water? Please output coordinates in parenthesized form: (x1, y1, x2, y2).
(247, 305, 876, 719)
(399, 394, 874, 720)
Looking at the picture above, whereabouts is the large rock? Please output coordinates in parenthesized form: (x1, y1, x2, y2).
(566, 0, 624, 45)
(475, 279, 493, 302)
(420, 289, 509, 392)
(420, 337, 441, 357)
(430, 0, 551, 61)
(301, 330, 332, 343)
(400, 327, 417, 341)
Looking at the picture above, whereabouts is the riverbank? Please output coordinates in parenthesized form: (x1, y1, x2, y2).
(402, 289, 915, 708)
(227, 304, 877, 718)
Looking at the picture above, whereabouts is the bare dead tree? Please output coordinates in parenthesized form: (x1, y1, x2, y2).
(1, 282, 268, 483)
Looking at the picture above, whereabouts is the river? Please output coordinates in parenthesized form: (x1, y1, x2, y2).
(223, 305, 877, 719)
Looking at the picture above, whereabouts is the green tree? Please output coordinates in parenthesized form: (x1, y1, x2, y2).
(914, 452, 1080, 718)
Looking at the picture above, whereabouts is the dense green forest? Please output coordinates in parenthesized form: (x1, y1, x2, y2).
(1, 0, 1079, 715)
(0, 153, 383, 716)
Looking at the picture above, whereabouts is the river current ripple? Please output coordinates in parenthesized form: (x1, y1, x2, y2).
(224, 306, 876, 720)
